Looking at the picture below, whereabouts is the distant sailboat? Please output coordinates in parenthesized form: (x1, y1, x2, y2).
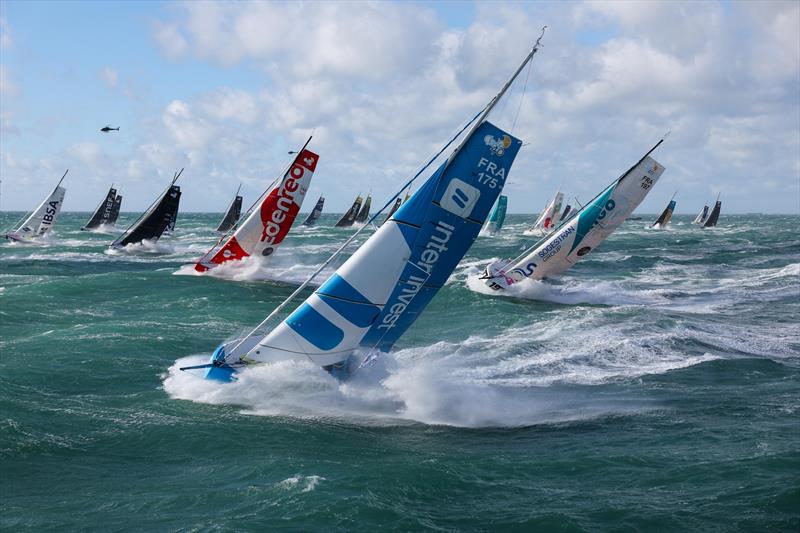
(652, 191, 677, 228)
(382, 197, 402, 225)
(355, 194, 372, 224)
(184, 30, 545, 382)
(194, 141, 319, 272)
(3, 170, 68, 242)
(82, 185, 118, 230)
(559, 204, 572, 222)
(481, 139, 667, 290)
(335, 195, 363, 227)
(525, 190, 563, 235)
(215, 185, 243, 233)
(703, 194, 722, 228)
(302, 195, 325, 226)
(110, 169, 182, 249)
(693, 204, 709, 225)
(480, 195, 508, 236)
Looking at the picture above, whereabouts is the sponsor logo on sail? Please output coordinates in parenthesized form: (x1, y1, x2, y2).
(440, 179, 480, 218)
(484, 134, 512, 156)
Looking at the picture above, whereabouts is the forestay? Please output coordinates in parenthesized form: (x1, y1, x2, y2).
(482, 142, 666, 290)
(194, 149, 318, 271)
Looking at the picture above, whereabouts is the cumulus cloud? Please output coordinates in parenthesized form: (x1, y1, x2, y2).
(99, 66, 118, 88)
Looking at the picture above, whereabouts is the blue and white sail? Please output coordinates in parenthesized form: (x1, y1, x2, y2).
(188, 30, 547, 382)
(480, 195, 508, 236)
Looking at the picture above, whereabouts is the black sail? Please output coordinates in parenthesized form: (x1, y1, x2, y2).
(383, 197, 402, 225)
(355, 194, 371, 223)
(703, 200, 722, 228)
(302, 196, 325, 226)
(335, 196, 362, 227)
(111, 184, 181, 247)
(216, 194, 243, 232)
(82, 186, 118, 230)
(559, 204, 572, 222)
(652, 199, 676, 227)
(108, 195, 123, 225)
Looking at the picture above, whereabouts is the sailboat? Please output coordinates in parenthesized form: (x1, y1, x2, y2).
(652, 191, 677, 228)
(481, 138, 666, 290)
(335, 195, 363, 227)
(302, 196, 325, 226)
(559, 204, 572, 222)
(480, 195, 508, 236)
(215, 185, 243, 233)
(355, 194, 372, 224)
(382, 197, 402, 225)
(693, 204, 709, 225)
(194, 141, 319, 272)
(183, 30, 545, 382)
(110, 170, 182, 249)
(525, 190, 563, 235)
(82, 185, 119, 230)
(3, 170, 68, 242)
(703, 194, 722, 228)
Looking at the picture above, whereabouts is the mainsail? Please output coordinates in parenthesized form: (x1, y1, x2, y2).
(482, 140, 666, 290)
(191, 29, 546, 382)
(302, 196, 325, 226)
(559, 204, 572, 222)
(82, 186, 118, 230)
(194, 145, 319, 272)
(335, 195, 363, 227)
(481, 195, 508, 236)
(383, 197, 402, 225)
(215, 185, 243, 233)
(108, 195, 122, 225)
(652, 192, 677, 228)
(528, 190, 563, 233)
(4, 170, 68, 242)
(693, 205, 709, 225)
(355, 194, 372, 224)
(703, 195, 721, 228)
(110, 170, 182, 248)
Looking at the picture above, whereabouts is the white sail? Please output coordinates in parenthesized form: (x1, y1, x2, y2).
(5, 171, 67, 241)
(693, 205, 709, 225)
(526, 190, 563, 234)
(483, 146, 665, 289)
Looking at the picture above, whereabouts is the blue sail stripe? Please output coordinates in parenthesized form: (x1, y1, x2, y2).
(285, 303, 344, 351)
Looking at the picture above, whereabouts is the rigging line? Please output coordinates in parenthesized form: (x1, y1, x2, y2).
(231, 106, 490, 360)
(511, 43, 535, 134)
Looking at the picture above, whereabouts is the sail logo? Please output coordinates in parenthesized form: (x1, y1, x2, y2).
(484, 134, 512, 156)
(440, 179, 479, 218)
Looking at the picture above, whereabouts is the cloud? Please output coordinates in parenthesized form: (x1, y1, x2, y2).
(0, 16, 11, 49)
(99, 67, 118, 88)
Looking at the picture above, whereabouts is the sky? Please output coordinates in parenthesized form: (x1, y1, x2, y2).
(1, 0, 798, 215)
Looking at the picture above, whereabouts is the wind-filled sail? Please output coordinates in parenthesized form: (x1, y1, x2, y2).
(481, 195, 508, 236)
(82, 186, 117, 230)
(335, 196, 363, 227)
(528, 191, 563, 233)
(559, 204, 572, 222)
(482, 144, 666, 290)
(215, 188, 243, 232)
(111, 173, 182, 248)
(194, 149, 318, 271)
(108, 195, 122, 225)
(703, 199, 722, 228)
(652, 196, 676, 228)
(355, 194, 372, 224)
(383, 197, 402, 225)
(302, 196, 325, 226)
(693, 205, 709, 225)
(4, 171, 67, 242)
(205, 121, 522, 379)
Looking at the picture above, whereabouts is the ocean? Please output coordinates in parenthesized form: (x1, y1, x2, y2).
(1, 212, 798, 531)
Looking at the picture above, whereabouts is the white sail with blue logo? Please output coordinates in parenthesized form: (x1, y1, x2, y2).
(481, 140, 666, 290)
(187, 31, 546, 381)
(4, 170, 68, 242)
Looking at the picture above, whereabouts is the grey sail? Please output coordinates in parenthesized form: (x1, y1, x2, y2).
(111, 170, 183, 248)
(216, 187, 243, 232)
(335, 195, 362, 227)
(355, 194, 371, 223)
(302, 196, 325, 226)
(703, 198, 722, 228)
(108, 195, 122, 225)
(82, 186, 118, 230)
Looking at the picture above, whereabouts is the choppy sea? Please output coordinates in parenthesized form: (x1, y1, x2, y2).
(1, 212, 798, 531)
